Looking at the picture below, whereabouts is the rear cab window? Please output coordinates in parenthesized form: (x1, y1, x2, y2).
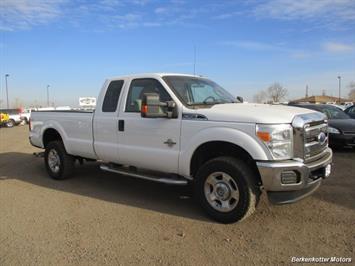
(102, 80, 124, 112)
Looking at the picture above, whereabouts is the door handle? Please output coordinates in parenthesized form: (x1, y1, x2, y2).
(164, 139, 176, 147)
(118, 120, 124, 131)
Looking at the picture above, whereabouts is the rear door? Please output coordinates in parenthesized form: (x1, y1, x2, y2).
(93, 79, 125, 162)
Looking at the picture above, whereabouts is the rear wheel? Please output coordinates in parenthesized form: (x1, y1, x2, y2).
(44, 141, 74, 179)
(195, 156, 260, 223)
(5, 119, 15, 128)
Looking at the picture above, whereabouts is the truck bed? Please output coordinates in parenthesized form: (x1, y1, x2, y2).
(30, 110, 96, 159)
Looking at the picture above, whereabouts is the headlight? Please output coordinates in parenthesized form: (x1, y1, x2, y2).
(256, 124, 293, 160)
(327, 126, 340, 134)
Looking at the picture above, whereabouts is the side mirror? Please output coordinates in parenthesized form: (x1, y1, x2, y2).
(141, 93, 178, 118)
(236, 96, 244, 103)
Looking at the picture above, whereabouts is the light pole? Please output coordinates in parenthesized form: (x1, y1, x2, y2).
(5, 74, 9, 109)
(46, 85, 50, 107)
(337, 76, 341, 103)
(193, 45, 196, 75)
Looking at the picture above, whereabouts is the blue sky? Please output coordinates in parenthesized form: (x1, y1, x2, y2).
(1, 0, 355, 107)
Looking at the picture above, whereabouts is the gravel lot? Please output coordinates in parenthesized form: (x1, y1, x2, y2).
(0, 126, 354, 265)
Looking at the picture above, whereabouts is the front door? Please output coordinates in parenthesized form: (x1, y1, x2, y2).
(117, 78, 181, 173)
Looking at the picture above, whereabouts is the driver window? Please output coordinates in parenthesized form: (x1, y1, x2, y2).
(125, 78, 171, 112)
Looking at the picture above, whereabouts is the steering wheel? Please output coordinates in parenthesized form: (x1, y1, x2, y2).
(203, 96, 216, 103)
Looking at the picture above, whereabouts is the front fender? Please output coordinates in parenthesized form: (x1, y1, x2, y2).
(178, 126, 271, 177)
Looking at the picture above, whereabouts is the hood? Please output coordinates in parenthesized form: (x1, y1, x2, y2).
(189, 103, 319, 124)
(329, 119, 355, 132)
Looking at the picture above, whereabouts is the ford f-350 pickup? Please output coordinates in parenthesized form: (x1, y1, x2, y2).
(29, 73, 332, 223)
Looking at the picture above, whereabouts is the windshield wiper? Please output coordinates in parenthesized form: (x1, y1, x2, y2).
(187, 101, 222, 106)
(202, 101, 223, 105)
(187, 100, 234, 106)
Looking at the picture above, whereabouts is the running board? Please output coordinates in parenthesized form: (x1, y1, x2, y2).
(100, 165, 188, 185)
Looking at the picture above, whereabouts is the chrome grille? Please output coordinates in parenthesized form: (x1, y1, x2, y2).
(304, 122, 328, 160)
(292, 113, 328, 162)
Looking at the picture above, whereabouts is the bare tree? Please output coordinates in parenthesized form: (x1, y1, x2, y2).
(266, 82, 288, 103)
(348, 81, 355, 100)
(253, 90, 267, 103)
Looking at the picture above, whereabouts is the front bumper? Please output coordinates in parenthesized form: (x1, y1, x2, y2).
(256, 148, 332, 204)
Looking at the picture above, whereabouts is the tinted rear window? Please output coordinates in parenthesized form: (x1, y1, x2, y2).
(102, 80, 124, 112)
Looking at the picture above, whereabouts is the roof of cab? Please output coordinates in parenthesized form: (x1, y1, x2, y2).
(107, 73, 203, 81)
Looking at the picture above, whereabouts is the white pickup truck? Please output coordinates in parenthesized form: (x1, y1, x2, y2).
(29, 73, 332, 223)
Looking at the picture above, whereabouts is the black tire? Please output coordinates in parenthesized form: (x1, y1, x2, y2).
(44, 141, 74, 180)
(6, 119, 15, 128)
(194, 156, 260, 223)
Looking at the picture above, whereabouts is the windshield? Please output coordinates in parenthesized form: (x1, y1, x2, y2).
(163, 76, 235, 106)
(316, 105, 350, 119)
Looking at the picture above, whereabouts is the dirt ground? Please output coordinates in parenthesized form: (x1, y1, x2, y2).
(0, 126, 354, 265)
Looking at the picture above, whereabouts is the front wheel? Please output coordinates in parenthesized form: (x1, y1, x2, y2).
(195, 157, 260, 223)
(44, 141, 74, 180)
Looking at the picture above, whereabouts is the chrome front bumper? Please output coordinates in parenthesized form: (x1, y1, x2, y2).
(256, 148, 332, 204)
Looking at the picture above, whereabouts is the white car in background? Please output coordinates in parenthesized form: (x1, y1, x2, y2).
(20, 107, 72, 124)
(20, 109, 33, 124)
(0, 108, 23, 127)
(340, 102, 353, 109)
(326, 102, 353, 111)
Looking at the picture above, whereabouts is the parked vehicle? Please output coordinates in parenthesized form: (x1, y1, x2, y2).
(290, 104, 355, 149)
(340, 102, 353, 109)
(328, 102, 353, 111)
(325, 103, 346, 111)
(29, 73, 332, 223)
(20, 109, 32, 124)
(333, 105, 347, 111)
(345, 105, 355, 119)
(0, 112, 10, 127)
(0, 108, 23, 127)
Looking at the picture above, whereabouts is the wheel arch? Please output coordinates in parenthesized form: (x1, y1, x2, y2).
(189, 141, 262, 185)
(178, 127, 270, 179)
(42, 128, 63, 148)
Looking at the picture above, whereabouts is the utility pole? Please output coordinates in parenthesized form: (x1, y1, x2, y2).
(337, 76, 341, 103)
(306, 85, 309, 98)
(5, 74, 9, 109)
(47, 85, 50, 107)
(193, 45, 196, 75)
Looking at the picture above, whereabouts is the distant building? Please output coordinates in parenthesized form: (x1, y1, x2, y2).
(290, 95, 351, 104)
